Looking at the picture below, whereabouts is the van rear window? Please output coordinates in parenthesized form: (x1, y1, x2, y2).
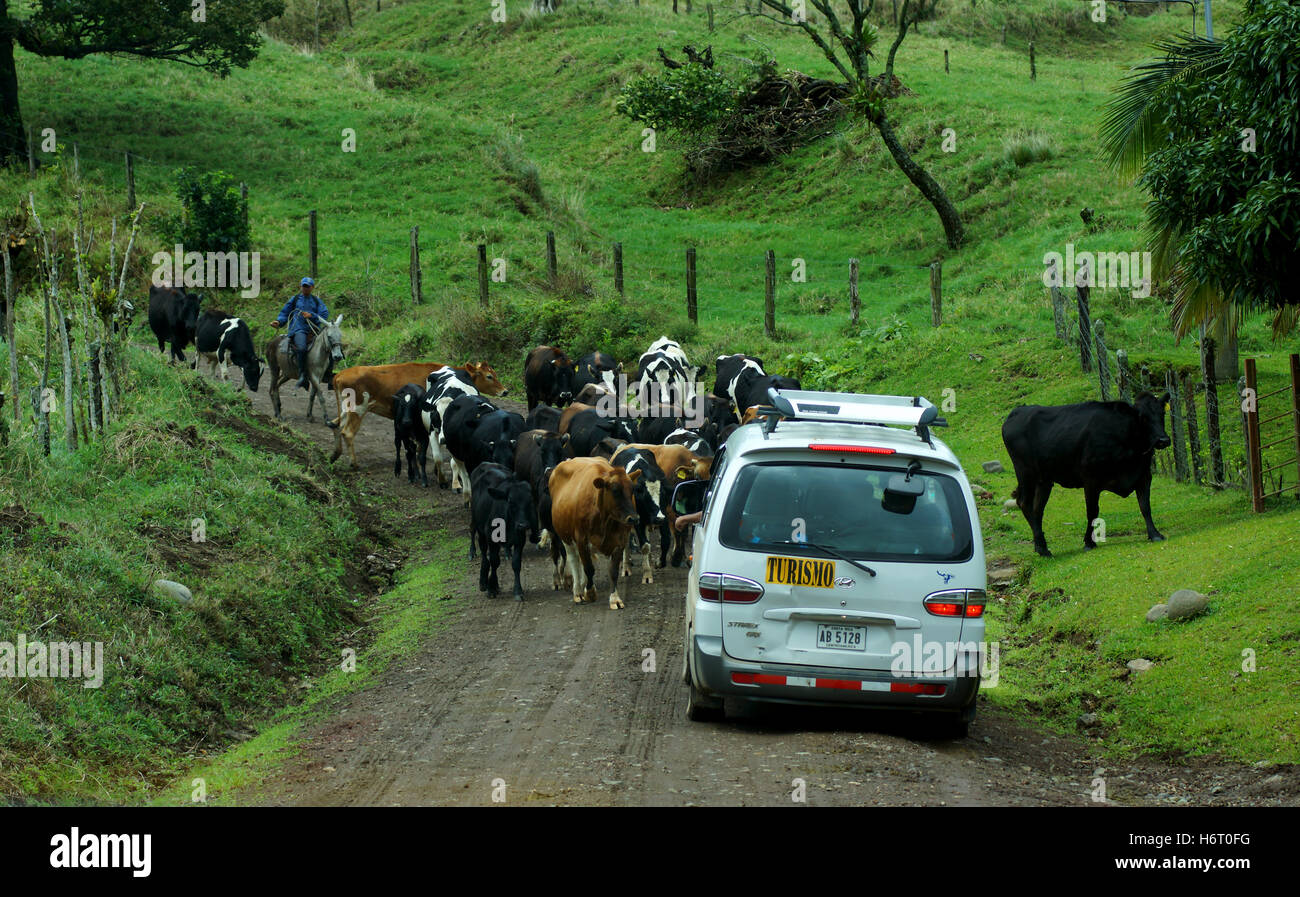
(719, 462, 974, 563)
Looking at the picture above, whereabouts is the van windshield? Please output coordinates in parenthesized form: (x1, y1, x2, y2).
(719, 462, 974, 563)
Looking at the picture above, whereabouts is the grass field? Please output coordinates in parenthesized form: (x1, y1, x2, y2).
(2, 0, 1296, 800)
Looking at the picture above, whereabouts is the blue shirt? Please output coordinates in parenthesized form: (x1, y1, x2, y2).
(277, 292, 329, 335)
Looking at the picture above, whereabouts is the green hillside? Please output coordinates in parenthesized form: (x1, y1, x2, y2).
(3, 0, 1296, 800)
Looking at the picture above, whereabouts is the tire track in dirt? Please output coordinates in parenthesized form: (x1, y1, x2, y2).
(210, 367, 1294, 807)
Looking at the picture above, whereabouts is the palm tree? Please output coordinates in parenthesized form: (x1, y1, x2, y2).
(1099, 34, 1241, 381)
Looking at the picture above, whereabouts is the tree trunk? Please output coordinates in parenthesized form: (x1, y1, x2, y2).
(0, 0, 28, 167)
(871, 112, 965, 249)
(1213, 315, 1239, 382)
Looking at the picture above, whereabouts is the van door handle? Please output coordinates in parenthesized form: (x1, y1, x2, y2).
(763, 609, 921, 629)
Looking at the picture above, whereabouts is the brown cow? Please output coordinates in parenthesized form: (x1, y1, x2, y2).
(329, 361, 507, 468)
(547, 457, 641, 609)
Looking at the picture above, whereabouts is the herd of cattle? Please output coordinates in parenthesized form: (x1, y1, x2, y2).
(148, 284, 1177, 607)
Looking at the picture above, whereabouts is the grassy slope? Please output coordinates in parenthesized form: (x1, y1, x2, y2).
(10, 0, 1297, 772)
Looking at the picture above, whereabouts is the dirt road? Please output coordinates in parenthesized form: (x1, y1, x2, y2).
(224, 370, 1291, 807)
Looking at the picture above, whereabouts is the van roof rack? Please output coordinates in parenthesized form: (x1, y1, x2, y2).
(759, 387, 948, 446)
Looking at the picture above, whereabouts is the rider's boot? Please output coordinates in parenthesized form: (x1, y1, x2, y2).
(295, 347, 311, 389)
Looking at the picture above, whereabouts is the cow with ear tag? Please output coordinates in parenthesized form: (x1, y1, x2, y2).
(1002, 391, 1172, 557)
(546, 457, 643, 609)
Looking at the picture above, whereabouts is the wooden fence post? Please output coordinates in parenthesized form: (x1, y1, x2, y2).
(308, 210, 318, 279)
(26, 127, 34, 178)
(764, 250, 776, 339)
(1203, 335, 1224, 486)
(1050, 284, 1067, 342)
(73, 143, 80, 181)
(1291, 353, 1300, 494)
(614, 242, 624, 296)
(1116, 349, 1132, 403)
(929, 261, 942, 327)
(849, 258, 860, 327)
(1075, 278, 1092, 373)
(686, 247, 698, 324)
(707, 2, 714, 32)
(1167, 369, 1188, 482)
(409, 225, 422, 304)
(1183, 373, 1203, 486)
(1243, 360, 1263, 510)
(1029, 41, 1036, 80)
(944, 49, 949, 73)
(125, 152, 136, 209)
(1094, 320, 1112, 401)
(477, 244, 489, 307)
(546, 230, 557, 283)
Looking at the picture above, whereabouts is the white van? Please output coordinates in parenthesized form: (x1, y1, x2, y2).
(672, 389, 987, 736)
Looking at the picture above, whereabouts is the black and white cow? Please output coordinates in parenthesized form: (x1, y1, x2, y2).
(148, 285, 201, 364)
(469, 462, 538, 600)
(636, 337, 699, 414)
(574, 351, 621, 394)
(393, 384, 430, 487)
(442, 393, 499, 497)
(423, 367, 481, 490)
(664, 427, 713, 457)
(1001, 392, 1172, 557)
(713, 353, 802, 422)
(610, 444, 670, 583)
(194, 312, 263, 391)
(559, 404, 635, 458)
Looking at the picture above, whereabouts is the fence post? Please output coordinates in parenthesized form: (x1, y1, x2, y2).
(240, 182, 249, 232)
(1243, 362, 1263, 510)
(1183, 373, 1203, 486)
(764, 250, 776, 339)
(685, 247, 698, 324)
(409, 225, 422, 304)
(476, 244, 489, 307)
(1029, 41, 1036, 80)
(1167, 370, 1188, 482)
(929, 261, 942, 327)
(1116, 349, 1132, 403)
(73, 143, 80, 181)
(1050, 284, 1067, 342)
(308, 210, 318, 279)
(546, 230, 557, 283)
(707, 2, 714, 31)
(1075, 278, 1092, 373)
(849, 258, 860, 327)
(614, 242, 624, 296)
(125, 152, 136, 209)
(26, 127, 34, 178)
(1094, 320, 1112, 401)
(1203, 336, 1224, 486)
(944, 49, 949, 73)
(1291, 353, 1300, 495)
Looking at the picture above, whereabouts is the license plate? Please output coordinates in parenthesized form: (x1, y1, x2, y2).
(817, 624, 865, 651)
(765, 555, 835, 588)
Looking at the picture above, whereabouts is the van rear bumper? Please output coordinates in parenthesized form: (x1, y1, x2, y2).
(692, 635, 980, 711)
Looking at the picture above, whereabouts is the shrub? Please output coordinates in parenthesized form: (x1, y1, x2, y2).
(165, 169, 251, 255)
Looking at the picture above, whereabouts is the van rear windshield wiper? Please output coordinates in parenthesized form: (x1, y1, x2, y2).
(768, 540, 876, 578)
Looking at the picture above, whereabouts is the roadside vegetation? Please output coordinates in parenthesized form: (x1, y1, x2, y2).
(2, 0, 1295, 804)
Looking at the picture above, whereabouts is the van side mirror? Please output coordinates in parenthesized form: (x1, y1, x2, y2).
(672, 479, 708, 516)
(882, 473, 923, 515)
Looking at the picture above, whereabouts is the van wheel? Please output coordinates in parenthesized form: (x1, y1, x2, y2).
(686, 682, 725, 722)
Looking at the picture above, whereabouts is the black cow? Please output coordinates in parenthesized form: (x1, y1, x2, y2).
(1001, 392, 1172, 557)
(442, 394, 498, 495)
(525, 404, 563, 433)
(562, 407, 634, 457)
(524, 345, 577, 411)
(713, 353, 801, 421)
(147, 285, 201, 364)
(635, 413, 683, 445)
(469, 462, 538, 600)
(194, 312, 263, 391)
(574, 351, 620, 393)
(610, 444, 670, 578)
(393, 384, 430, 487)
(463, 408, 528, 483)
(513, 429, 572, 543)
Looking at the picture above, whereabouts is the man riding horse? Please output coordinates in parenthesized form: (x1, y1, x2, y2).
(270, 277, 329, 389)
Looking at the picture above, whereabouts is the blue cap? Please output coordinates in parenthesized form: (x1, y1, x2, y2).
(301, 277, 315, 287)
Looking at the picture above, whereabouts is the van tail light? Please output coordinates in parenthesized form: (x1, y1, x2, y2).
(924, 589, 987, 617)
(699, 573, 764, 603)
(808, 444, 895, 454)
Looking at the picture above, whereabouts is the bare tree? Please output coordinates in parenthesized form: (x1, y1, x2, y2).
(743, 0, 963, 249)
